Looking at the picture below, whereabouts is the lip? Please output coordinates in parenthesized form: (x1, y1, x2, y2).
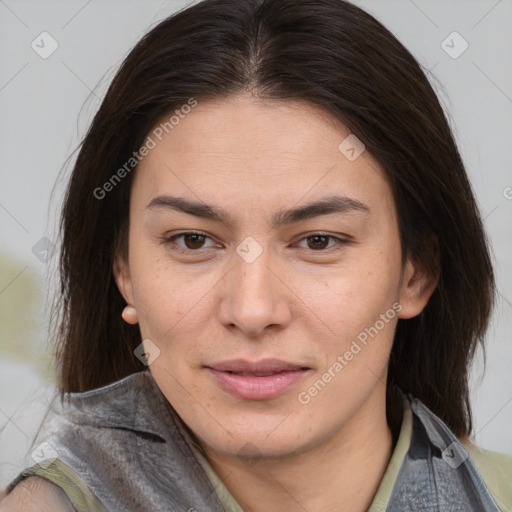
(206, 358, 311, 400)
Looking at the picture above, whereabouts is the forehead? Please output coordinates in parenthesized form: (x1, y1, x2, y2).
(132, 94, 394, 219)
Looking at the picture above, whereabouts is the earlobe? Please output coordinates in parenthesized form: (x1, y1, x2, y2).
(398, 258, 439, 320)
(121, 305, 138, 325)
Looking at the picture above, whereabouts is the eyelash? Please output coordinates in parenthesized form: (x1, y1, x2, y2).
(161, 231, 349, 255)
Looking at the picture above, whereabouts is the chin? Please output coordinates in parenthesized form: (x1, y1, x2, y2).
(196, 415, 317, 460)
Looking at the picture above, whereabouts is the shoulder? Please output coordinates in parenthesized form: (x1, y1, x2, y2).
(2, 371, 184, 511)
(403, 393, 511, 510)
(0, 476, 74, 512)
(462, 440, 512, 512)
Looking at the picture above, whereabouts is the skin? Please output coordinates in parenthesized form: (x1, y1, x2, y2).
(114, 93, 437, 512)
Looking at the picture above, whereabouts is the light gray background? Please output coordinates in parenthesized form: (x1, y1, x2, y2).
(0, 0, 511, 490)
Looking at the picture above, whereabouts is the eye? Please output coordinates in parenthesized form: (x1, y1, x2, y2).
(296, 233, 347, 251)
(162, 231, 220, 253)
(161, 231, 349, 256)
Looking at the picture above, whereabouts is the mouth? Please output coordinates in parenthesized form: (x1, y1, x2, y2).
(205, 359, 311, 401)
(223, 370, 294, 377)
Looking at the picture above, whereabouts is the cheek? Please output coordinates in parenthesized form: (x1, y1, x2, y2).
(127, 250, 207, 350)
(299, 249, 401, 329)
(292, 250, 402, 396)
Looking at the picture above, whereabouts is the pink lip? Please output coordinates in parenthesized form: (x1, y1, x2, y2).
(206, 359, 310, 400)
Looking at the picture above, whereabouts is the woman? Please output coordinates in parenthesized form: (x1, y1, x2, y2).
(1, 0, 510, 510)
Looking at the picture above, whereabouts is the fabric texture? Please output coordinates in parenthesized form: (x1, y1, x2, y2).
(4, 369, 511, 511)
(6, 458, 105, 512)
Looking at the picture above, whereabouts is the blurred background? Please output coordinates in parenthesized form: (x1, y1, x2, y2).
(1, 0, 511, 491)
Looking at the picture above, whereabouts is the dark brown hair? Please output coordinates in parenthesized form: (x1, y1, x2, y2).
(54, 0, 495, 437)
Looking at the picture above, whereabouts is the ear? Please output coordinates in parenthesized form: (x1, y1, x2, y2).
(397, 256, 439, 320)
(113, 255, 135, 306)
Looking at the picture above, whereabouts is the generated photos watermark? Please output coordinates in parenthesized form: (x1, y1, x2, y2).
(298, 301, 403, 405)
(93, 97, 198, 200)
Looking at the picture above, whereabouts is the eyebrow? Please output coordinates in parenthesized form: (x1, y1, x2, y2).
(146, 194, 370, 228)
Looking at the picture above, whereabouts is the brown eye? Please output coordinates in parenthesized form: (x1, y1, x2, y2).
(295, 233, 348, 253)
(306, 235, 331, 250)
(182, 233, 207, 249)
(162, 231, 219, 253)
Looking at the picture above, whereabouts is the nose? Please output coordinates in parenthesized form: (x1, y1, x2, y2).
(218, 245, 292, 338)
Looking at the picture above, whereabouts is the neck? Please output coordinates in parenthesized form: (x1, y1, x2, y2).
(201, 387, 397, 512)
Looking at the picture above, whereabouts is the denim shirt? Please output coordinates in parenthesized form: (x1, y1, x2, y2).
(387, 397, 502, 511)
(6, 370, 504, 511)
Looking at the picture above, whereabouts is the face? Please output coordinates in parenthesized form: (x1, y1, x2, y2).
(115, 93, 434, 461)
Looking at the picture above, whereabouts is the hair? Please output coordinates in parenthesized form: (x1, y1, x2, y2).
(53, 0, 495, 437)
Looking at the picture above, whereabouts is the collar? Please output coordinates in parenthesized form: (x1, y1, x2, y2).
(55, 371, 501, 511)
(57, 369, 174, 442)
